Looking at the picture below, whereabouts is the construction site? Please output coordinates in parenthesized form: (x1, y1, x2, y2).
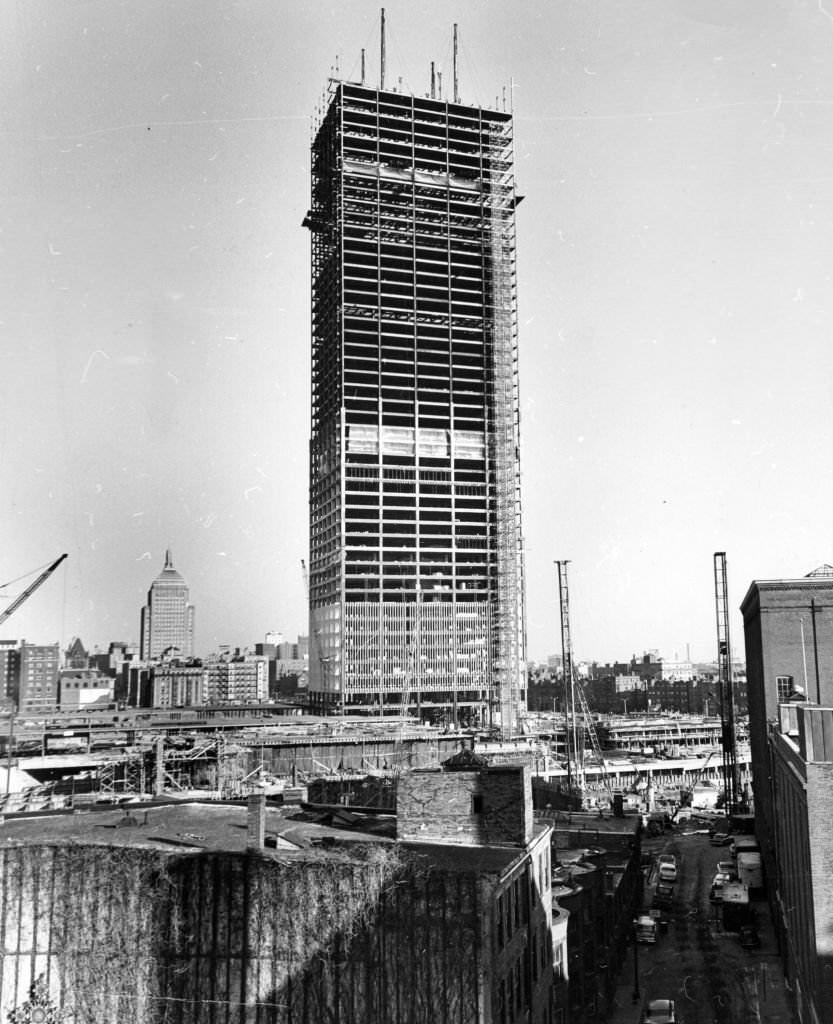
(304, 51, 525, 734)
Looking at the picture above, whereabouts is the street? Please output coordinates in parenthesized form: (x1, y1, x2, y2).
(606, 829, 795, 1024)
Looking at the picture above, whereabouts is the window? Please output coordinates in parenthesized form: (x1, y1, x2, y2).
(776, 675, 794, 703)
(472, 793, 484, 815)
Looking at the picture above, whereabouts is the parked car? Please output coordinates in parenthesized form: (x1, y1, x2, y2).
(641, 998, 678, 1023)
(710, 832, 732, 846)
(716, 860, 737, 879)
(657, 853, 677, 867)
(635, 915, 658, 944)
(709, 872, 732, 902)
(739, 925, 761, 949)
(655, 883, 674, 910)
(658, 862, 678, 883)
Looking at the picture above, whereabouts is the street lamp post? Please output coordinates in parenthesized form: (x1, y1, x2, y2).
(632, 919, 640, 1004)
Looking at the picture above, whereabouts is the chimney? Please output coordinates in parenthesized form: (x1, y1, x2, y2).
(247, 792, 266, 851)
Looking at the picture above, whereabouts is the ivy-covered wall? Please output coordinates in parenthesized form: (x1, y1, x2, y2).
(0, 842, 486, 1024)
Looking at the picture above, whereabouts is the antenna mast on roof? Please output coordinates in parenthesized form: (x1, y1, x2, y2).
(453, 23, 459, 102)
(430, 61, 436, 99)
(361, 48, 366, 85)
(380, 8, 386, 90)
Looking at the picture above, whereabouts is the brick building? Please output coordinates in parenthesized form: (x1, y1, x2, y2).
(0, 763, 554, 1024)
(0, 640, 19, 707)
(398, 762, 554, 1023)
(204, 656, 268, 704)
(57, 668, 112, 711)
(549, 821, 643, 1024)
(151, 664, 207, 708)
(18, 641, 60, 713)
(741, 568, 833, 907)
(742, 566, 833, 1024)
(767, 702, 833, 1024)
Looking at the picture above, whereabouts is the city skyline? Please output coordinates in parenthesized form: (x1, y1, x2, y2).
(3, 2, 833, 665)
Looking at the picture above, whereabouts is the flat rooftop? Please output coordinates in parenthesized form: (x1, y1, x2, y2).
(0, 802, 549, 877)
(0, 801, 382, 855)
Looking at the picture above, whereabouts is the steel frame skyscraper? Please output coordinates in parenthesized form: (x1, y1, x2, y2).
(305, 75, 525, 734)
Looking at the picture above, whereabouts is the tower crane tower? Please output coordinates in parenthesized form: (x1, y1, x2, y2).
(713, 551, 740, 814)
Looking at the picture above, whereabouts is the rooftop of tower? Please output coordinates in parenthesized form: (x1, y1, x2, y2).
(150, 549, 185, 585)
(312, 13, 513, 132)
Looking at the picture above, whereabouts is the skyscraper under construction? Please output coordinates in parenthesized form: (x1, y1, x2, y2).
(305, 59, 525, 733)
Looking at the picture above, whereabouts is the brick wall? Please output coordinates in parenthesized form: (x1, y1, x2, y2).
(396, 766, 532, 846)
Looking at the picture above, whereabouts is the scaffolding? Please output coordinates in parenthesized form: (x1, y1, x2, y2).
(96, 750, 147, 798)
(484, 111, 524, 738)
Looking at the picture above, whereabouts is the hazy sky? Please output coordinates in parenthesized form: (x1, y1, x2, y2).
(2, 0, 833, 665)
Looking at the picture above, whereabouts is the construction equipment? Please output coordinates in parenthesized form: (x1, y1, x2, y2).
(555, 560, 580, 793)
(485, 103, 525, 741)
(555, 560, 614, 806)
(671, 750, 715, 820)
(713, 552, 740, 814)
(0, 553, 68, 627)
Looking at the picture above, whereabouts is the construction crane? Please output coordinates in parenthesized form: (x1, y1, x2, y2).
(0, 553, 68, 627)
(713, 551, 740, 814)
(555, 560, 614, 807)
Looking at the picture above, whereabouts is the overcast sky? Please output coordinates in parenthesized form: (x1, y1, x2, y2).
(2, 0, 833, 665)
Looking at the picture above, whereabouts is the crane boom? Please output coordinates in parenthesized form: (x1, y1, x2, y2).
(0, 553, 68, 627)
(714, 551, 739, 814)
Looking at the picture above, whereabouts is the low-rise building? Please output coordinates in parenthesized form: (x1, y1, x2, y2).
(547, 816, 643, 1024)
(0, 761, 554, 1024)
(151, 663, 207, 707)
(205, 655, 268, 704)
(57, 668, 113, 711)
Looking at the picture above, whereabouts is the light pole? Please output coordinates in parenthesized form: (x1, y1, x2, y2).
(632, 919, 640, 1004)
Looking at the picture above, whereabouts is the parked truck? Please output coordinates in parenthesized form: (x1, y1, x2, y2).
(736, 851, 764, 891)
(731, 836, 760, 859)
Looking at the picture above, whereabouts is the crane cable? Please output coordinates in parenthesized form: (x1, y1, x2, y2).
(0, 559, 57, 598)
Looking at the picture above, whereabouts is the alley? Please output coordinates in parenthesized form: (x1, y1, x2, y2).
(607, 830, 795, 1024)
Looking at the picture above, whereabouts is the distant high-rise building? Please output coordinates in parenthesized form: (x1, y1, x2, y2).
(18, 641, 60, 713)
(305, 74, 525, 732)
(139, 550, 195, 662)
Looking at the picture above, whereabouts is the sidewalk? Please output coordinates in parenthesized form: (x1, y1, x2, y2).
(603, 894, 796, 1024)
